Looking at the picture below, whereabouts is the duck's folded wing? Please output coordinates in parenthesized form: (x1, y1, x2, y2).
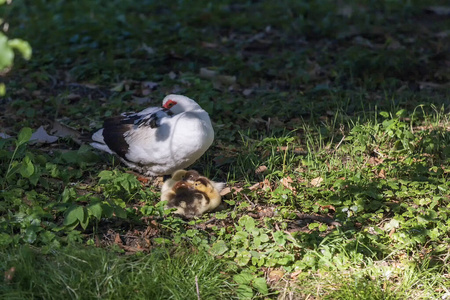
(95, 108, 169, 158)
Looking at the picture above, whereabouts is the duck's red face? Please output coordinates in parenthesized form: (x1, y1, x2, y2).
(163, 100, 177, 109)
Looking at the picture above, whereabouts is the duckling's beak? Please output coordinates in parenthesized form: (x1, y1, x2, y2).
(173, 180, 194, 191)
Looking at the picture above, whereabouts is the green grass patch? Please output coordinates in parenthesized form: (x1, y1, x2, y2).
(1, 245, 235, 299)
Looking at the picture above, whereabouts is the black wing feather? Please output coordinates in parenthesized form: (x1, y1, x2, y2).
(101, 109, 166, 159)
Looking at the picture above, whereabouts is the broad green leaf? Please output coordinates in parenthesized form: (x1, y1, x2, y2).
(395, 109, 407, 117)
(64, 205, 84, 226)
(79, 207, 90, 230)
(102, 205, 114, 218)
(260, 233, 269, 242)
(114, 206, 127, 218)
(319, 224, 328, 232)
(236, 285, 253, 300)
(20, 155, 35, 178)
(235, 250, 251, 266)
(379, 111, 389, 118)
(427, 228, 440, 240)
(16, 127, 32, 146)
(273, 231, 286, 246)
(252, 277, 269, 295)
(61, 187, 77, 203)
(233, 272, 254, 285)
(302, 252, 317, 268)
(232, 231, 249, 247)
(210, 240, 228, 256)
(308, 223, 320, 230)
(87, 202, 103, 220)
(98, 170, 113, 182)
(186, 229, 197, 237)
(8, 38, 32, 60)
(253, 236, 262, 248)
(29, 171, 40, 186)
(277, 253, 295, 265)
(119, 177, 130, 191)
(24, 226, 38, 243)
(384, 218, 400, 231)
(238, 215, 255, 231)
(0, 233, 13, 246)
(0, 83, 5, 96)
(39, 231, 56, 244)
(0, 33, 14, 70)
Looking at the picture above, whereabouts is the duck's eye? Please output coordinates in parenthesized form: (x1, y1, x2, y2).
(164, 100, 177, 109)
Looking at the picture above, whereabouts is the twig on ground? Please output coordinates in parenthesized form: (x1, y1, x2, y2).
(195, 275, 201, 300)
(335, 134, 346, 150)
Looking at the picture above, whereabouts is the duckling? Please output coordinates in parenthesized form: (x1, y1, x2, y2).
(160, 174, 224, 218)
(161, 180, 205, 218)
(161, 169, 200, 195)
(191, 177, 223, 214)
(161, 169, 224, 195)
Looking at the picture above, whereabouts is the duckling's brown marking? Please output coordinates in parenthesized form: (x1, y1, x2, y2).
(184, 170, 200, 181)
(160, 170, 225, 218)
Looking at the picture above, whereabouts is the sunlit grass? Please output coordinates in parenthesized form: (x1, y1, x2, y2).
(0, 245, 236, 299)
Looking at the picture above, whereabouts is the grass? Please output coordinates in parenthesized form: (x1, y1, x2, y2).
(1, 0, 450, 299)
(0, 245, 235, 299)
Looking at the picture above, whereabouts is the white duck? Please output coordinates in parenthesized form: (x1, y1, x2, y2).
(90, 94, 214, 176)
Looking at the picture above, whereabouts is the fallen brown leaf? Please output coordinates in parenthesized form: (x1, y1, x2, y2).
(249, 182, 262, 191)
(262, 178, 272, 191)
(268, 269, 285, 283)
(310, 176, 323, 187)
(201, 41, 218, 48)
(114, 233, 123, 245)
(290, 270, 302, 280)
(220, 186, 243, 196)
(257, 207, 274, 218)
(280, 177, 297, 194)
(51, 120, 81, 141)
(120, 245, 146, 253)
(4, 267, 15, 283)
(318, 204, 336, 212)
(368, 156, 384, 166)
(255, 165, 268, 174)
(277, 146, 306, 155)
(389, 227, 396, 238)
